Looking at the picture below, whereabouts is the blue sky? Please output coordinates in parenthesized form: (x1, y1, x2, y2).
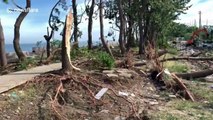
(0, 0, 212, 44)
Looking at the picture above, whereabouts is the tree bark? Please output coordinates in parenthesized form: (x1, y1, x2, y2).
(61, 10, 80, 74)
(176, 69, 213, 80)
(13, 0, 31, 61)
(88, 0, 95, 50)
(72, 0, 79, 49)
(0, 20, 7, 67)
(117, 0, 126, 54)
(99, 0, 114, 57)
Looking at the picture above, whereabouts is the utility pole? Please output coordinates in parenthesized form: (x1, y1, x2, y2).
(199, 11, 202, 28)
(194, 19, 197, 27)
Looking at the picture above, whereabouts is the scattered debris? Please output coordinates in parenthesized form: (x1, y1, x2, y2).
(169, 95, 176, 98)
(95, 88, 109, 100)
(164, 69, 195, 101)
(118, 91, 129, 97)
(106, 74, 118, 78)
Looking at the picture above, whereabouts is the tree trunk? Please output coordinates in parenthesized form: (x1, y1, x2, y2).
(13, 0, 31, 61)
(161, 57, 213, 62)
(61, 10, 80, 74)
(88, 0, 95, 50)
(72, 0, 79, 49)
(0, 20, 7, 67)
(117, 0, 126, 54)
(176, 69, 213, 80)
(138, 18, 144, 54)
(44, 27, 54, 58)
(99, 0, 114, 57)
(126, 0, 134, 50)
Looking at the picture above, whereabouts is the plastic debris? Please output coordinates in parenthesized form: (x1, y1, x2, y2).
(118, 91, 129, 96)
(95, 88, 108, 100)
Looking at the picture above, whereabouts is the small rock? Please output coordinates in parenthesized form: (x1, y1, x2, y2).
(99, 109, 109, 113)
(118, 73, 132, 78)
(203, 101, 209, 103)
(210, 85, 213, 89)
(106, 74, 118, 78)
(148, 87, 154, 91)
(115, 69, 129, 73)
(103, 70, 114, 74)
(118, 91, 129, 96)
(131, 93, 135, 97)
(169, 95, 176, 98)
(114, 116, 126, 120)
(149, 101, 159, 105)
(153, 94, 160, 98)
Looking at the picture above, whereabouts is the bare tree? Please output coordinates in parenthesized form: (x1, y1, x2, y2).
(13, 0, 31, 61)
(44, 27, 54, 58)
(0, 19, 7, 67)
(99, 0, 113, 57)
(88, 0, 95, 50)
(61, 10, 80, 74)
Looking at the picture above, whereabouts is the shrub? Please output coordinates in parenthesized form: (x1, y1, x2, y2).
(95, 51, 115, 69)
(16, 57, 37, 70)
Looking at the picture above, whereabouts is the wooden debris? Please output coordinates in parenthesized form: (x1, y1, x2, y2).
(164, 69, 195, 101)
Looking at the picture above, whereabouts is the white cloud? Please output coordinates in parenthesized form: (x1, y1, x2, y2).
(177, 0, 213, 26)
(1, 13, 48, 44)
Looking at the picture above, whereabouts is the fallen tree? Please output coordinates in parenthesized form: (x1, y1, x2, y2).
(134, 57, 213, 66)
(176, 68, 213, 80)
(160, 57, 213, 62)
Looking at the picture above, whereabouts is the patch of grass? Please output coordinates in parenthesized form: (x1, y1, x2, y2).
(167, 47, 178, 55)
(173, 100, 199, 111)
(95, 51, 115, 69)
(164, 61, 189, 73)
(189, 82, 213, 103)
(153, 113, 180, 120)
(16, 57, 37, 70)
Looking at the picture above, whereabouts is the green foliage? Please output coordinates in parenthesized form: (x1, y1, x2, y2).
(16, 57, 37, 70)
(3, 0, 8, 3)
(174, 100, 199, 111)
(164, 61, 189, 73)
(154, 113, 180, 120)
(70, 47, 92, 59)
(50, 39, 61, 49)
(36, 41, 42, 47)
(70, 48, 115, 69)
(95, 51, 115, 69)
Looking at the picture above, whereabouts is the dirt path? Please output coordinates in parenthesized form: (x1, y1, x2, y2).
(0, 63, 61, 93)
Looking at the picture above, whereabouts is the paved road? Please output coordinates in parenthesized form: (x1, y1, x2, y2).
(0, 63, 61, 93)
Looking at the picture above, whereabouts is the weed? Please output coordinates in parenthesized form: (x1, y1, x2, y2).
(153, 113, 180, 120)
(16, 57, 37, 70)
(189, 82, 213, 103)
(95, 51, 115, 69)
(174, 100, 199, 111)
(164, 61, 189, 73)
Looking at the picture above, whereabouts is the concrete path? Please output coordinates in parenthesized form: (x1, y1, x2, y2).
(0, 63, 61, 93)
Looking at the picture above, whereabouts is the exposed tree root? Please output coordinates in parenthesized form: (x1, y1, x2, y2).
(170, 73, 195, 101)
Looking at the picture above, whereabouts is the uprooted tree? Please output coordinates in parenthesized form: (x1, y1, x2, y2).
(61, 10, 80, 74)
